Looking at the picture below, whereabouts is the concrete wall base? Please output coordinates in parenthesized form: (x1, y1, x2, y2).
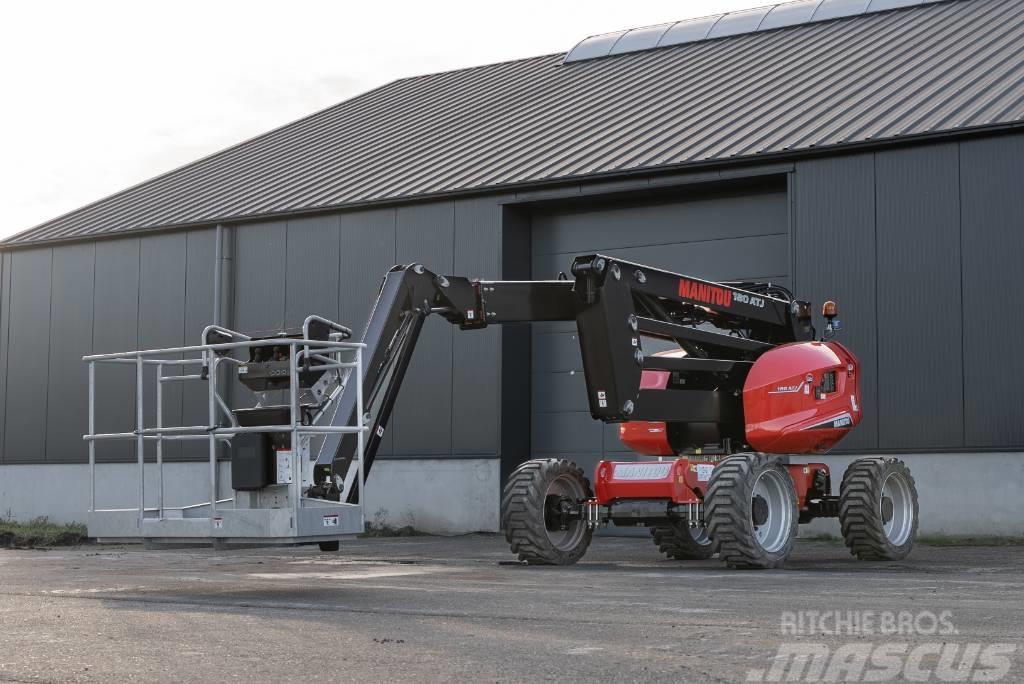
(0, 461, 233, 524)
(362, 459, 500, 535)
(0, 453, 1017, 537)
(0, 457, 501, 536)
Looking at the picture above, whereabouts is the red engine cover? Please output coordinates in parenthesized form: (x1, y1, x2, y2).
(743, 341, 861, 454)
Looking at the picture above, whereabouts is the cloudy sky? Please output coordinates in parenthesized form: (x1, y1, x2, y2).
(0, 0, 762, 239)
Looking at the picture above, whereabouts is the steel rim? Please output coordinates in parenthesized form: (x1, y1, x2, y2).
(881, 471, 914, 546)
(751, 469, 793, 553)
(544, 474, 586, 551)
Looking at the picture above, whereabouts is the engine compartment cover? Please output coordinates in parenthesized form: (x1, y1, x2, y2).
(742, 341, 861, 454)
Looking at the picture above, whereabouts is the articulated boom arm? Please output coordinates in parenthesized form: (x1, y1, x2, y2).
(316, 254, 814, 503)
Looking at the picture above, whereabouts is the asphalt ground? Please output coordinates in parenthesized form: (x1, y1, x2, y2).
(0, 536, 1022, 683)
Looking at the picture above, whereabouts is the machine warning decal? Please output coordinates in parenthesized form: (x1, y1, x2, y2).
(678, 278, 732, 308)
(695, 464, 715, 482)
(597, 390, 607, 408)
(212, 517, 223, 530)
(613, 463, 672, 480)
(376, 426, 385, 438)
(322, 514, 339, 527)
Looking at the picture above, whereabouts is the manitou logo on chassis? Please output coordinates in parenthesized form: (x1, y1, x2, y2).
(678, 278, 733, 308)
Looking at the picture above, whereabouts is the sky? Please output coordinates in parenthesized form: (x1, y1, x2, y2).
(0, 0, 763, 240)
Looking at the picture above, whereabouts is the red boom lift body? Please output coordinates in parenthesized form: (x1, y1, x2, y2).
(207, 252, 914, 568)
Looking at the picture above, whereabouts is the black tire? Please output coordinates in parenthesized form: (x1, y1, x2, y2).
(705, 454, 798, 569)
(501, 458, 593, 565)
(840, 458, 918, 560)
(318, 540, 340, 552)
(651, 523, 715, 560)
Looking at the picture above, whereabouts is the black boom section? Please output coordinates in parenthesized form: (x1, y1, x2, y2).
(566, 254, 808, 424)
(317, 255, 811, 503)
(315, 264, 576, 502)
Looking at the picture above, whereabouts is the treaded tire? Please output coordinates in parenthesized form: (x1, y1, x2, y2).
(318, 541, 340, 552)
(651, 523, 715, 560)
(501, 458, 593, 565)
(840, 458, 918, 560)
(705, 454, 798, 569)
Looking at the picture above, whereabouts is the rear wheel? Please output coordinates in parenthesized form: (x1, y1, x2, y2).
(651, 522, 714, 560)
(840, 458, 918, 560)
(502, 458, 593, 565)
(705, 454, 798, 569)
(318, 540, 340, 552)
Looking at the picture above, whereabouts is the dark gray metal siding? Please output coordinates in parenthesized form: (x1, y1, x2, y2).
(0, 252, 9, 463)
(960, 134, 1024, 447)
(793, 130, 1024, 452)
(181, 229, 217, 451)
(92, 239, 141, 462)
(339, 208, 398, 457)
(6, 0, 1023, 248)
(2, 132, 1023, 467)
(393, 202, 455, 458)
(285, 216, 341, 327)
(530, 187, 789, 476)
(0, 229, 220, 465)
(138, 233, 188, 462)
(45, 243, 95, 463)
(222, 197, 504, 462)
(2, 249, 52, 463)
(233, 221, 287, 333)
(875, 144, 963, 449)
(453, 196, 505, 457)
(793, 153, 879, 451)
(337, 209, 396, 329)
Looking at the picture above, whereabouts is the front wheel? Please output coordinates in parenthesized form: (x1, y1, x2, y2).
(840, 458, 918, 560)
(501, 458, 593, 565)
(705, 454, 798, 569)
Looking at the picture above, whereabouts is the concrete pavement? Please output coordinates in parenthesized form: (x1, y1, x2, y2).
(0, 536, 1021, 682)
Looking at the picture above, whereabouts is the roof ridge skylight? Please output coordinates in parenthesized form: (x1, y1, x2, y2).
(564, 0, 946, 62)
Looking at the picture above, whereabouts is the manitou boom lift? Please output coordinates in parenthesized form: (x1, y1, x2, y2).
(85, 254, 918, 569)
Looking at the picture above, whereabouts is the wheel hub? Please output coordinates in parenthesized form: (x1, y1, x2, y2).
(751, 495, 770, 526)
(541, 473, 588, 551)
(880, 496, 894, 524)
(545, 495, 575, 532)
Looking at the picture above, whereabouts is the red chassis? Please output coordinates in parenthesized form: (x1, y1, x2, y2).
(594, 456, 830, 513)
(596, 339, 858, 521)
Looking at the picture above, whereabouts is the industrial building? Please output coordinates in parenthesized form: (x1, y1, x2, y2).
(1, 0, 1022, 535)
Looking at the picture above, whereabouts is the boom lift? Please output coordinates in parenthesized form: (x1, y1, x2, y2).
(85, 254, 918, 568)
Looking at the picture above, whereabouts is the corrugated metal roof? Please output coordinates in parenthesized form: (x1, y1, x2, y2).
(6, 0, 1024, 247)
